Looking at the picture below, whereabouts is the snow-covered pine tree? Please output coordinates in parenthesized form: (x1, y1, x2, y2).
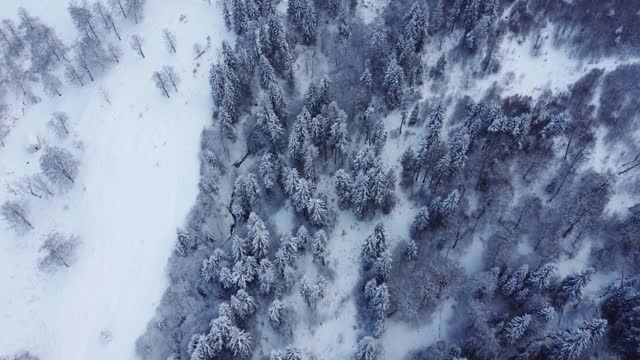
(374, 250, 392, 280)
(258, 259, 277, 294)
(258, 54, 276, 89)
(448, 128, 471, 172)
(292, 177, 313, 213)
(578, 318, 607, 340)
(302, 138, 319, 178)
(411, 206, 430, 237)
(369, 22, 388, 73)
(401, 1, 427, 53)
(416, 104, 445, 163)
(400, 148, 418, 185)
(287, 0, 317, 44)
(382, 55, 405, 109)
(334, 169, 353, 209)
(230, 289, 257, 319)
(556, 269, 594, 305)
(231, 173, 261, 221)
(527, 263, 557, 290)
(307, 197, 328, 227)
(268, 299, 284, 328)
(430, 189, 460, 223)
(232, 235, 249, 262)
(352, 171, 371, 216)
(247, 212, 269, 258)
(227, 326, 253, 359)
(501, 264, 529, 296)
(256, 92, 285, 146)
(296, 225, 309, 250)
(233, 256, 258, 289)
(361, 223, 388, 268)
(280, 232, 299, 257)
(259, 153, 277, 190)
(546, 318, 606, 360)
(300, 276, 326, 309)
(312, 229, 328, 265)
(201, 248, 226, 282)
(357, 68, 373, 109)
(432, 54, 447, 78)
(364, 279, 390, 320)
(429, 0, 445, 34)
(405, 240, 418, 260)
(304, 76, 331, 116)
(288, 108, 313, 164)
(504, 313, 532, 344)
(356, 336, 379, 360)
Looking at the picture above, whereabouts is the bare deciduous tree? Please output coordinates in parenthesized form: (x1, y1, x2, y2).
(64, 63, 85, 87)
(162, 66, 180, 93)
(126, 0, 146, 24)
(10, 174, 54, 199)
(42, 73, 63, 97)
(152, 71, 170, 98)
(73, 37, 109, 82)
(48, 112, 71, 138)
(1, 200, 33, 233)
(163, 29, 176, 54)
(130, 34, 145, 59)
(68, 1, 101, 43)
(109, 0, 127, 19)
(107, 43, 122, 63)
(94, 1, 121, 41)
(38, 232, 80, 272)
(40, 146, 79, 188)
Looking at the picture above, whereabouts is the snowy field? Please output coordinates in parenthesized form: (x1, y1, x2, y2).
(0, 1, 231, 359)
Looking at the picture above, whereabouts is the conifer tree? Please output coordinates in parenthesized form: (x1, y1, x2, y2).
(258, 259, 277, 294)
(312, 229, 328, 265)
(307, 197, 328, 227)
(356, 336, 379, 360)
(501, 264, 529, 297)
(227, 326, 253, 359)
(411, 206, 430, 237)
(382, 55, 405, 109)
(528, 263, 557, 290)
(268, 299, 285, 328)
(361, 223, 388, 268)
(556, 269, 594, 306)
(504, 314, 532, 344)
(259, 153, 277, 191)
(334, 169, 353, 208)
(374, 250, 392, 280)
(230, 289, 257, 320)
(247, 212, 270, 258)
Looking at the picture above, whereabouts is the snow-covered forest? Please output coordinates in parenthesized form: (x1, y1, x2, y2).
(1, 0, 640, 359)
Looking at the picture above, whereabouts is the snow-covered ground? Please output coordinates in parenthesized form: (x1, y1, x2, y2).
(0, 1, 231, 359)
(422, 24, 639, 104)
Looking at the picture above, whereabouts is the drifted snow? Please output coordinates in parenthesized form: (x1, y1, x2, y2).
(0, 1, 231, 359)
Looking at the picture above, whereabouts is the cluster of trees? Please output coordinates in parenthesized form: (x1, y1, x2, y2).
(427, 263, 610, 359)
(2, 111, 82, 279)
(0, 0, 154, 133)
(140, 0, 640, 359)
(3, 142, 80, 234)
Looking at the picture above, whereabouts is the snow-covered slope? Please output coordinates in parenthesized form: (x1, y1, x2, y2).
(0, 1, 231, 359)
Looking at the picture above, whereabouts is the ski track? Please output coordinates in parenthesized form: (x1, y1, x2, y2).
(0, 1, 231, 359)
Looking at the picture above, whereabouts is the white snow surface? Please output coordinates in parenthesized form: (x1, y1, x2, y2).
(0, 1, 231, 359)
